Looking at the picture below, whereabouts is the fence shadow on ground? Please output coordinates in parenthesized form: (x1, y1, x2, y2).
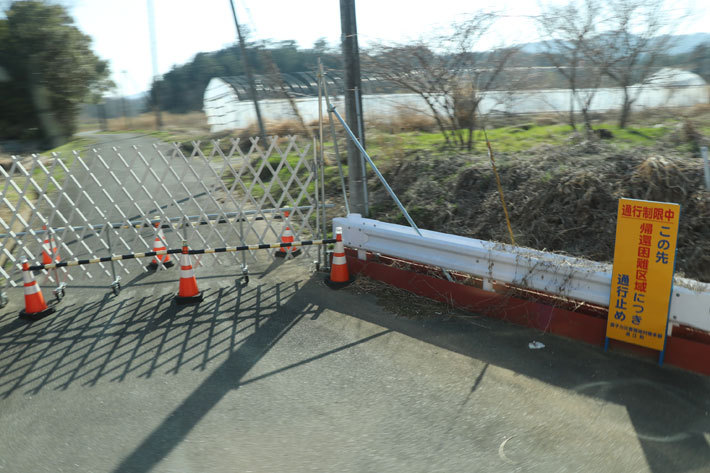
(1, 271, 708, 473)
(0, 279, 304, 399)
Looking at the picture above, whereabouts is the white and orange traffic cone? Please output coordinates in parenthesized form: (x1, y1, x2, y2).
(40, 225, 60, 265)
(147, 222, 174, 270)
(325, 227, 353, 289)
(275, 210, 301, 258)
(175, 243, 203, 304)
(19, 258, 55, 320)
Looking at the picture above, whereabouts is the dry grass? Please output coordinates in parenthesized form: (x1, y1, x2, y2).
(533, 113, 563, 126)
(213, 120, 314, 145)
(369, 110, 436, 133)
(346, 275, 462, 320)
(92, 112, 211, 134)
(370, 140, 710, 282)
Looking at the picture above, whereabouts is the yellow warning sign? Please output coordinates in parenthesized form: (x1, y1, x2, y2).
(606, 198, 680, 351)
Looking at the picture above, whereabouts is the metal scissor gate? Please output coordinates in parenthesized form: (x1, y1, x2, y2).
(0, 135, 325, 299)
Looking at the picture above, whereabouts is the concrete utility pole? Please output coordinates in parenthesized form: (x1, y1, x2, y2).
(340, 0, 367, 215)
(229, 0, 267, 146)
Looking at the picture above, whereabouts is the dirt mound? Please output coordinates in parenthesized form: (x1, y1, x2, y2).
(370, 141, 710, 282)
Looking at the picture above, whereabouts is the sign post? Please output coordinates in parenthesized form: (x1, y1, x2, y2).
(605, 198, 680, 365)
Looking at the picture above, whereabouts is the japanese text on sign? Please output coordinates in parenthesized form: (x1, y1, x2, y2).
(606, 198, 680, 351)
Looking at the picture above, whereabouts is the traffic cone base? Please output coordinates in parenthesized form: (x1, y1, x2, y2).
(148, 259, 175, 270)
(275, 247, 301, 258)
(175, 291, 203, 305)
(324, 274, 354, 289)
(20, 306, 55, 321)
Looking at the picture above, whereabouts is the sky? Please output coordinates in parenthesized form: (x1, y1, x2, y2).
(68, 0, 708, 97)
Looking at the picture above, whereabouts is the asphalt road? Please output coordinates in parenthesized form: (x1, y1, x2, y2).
(0, 133, 709, 473)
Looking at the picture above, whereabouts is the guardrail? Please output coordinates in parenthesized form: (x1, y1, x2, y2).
(334, 214, 710, 334)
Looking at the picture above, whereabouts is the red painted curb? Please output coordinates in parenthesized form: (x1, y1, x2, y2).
(345, 249, 710, 376)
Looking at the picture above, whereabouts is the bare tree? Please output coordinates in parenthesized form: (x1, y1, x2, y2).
(536, 0, 604, 135)
(599, 0, 679, 128)
(363, 12, 515, 149)
(453, 47, 519, 150)
(260, 48, 313, 139)
(441, 12, 503, 149)
(363, 42, 459, 146)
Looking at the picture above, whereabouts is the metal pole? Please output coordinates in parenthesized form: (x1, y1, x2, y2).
(354, 86, 368, 216)
(313, 135, 321, 268)
(321, 66, 350, 215)
(340, 0, 366, 215)
(106, 223, 121, 293)
(107, 227, 116, 281)
(329, 105, 422, 237)
(318, 61, 329, 268)
(229, 0, 267, 147)
(48, 227, 66, 298)
(702, 146, 710, 191)
(239, 206, 247, 274)
(48, 227, 60, 288)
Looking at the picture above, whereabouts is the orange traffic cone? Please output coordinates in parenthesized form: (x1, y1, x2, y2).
(147, 223, 174, 270)
(325, 226, 353, 289)
(275, 210, 301, 258)
(175, 244, 203, 304)
(40, 225, 60, 265)
(19, 258, 55, 320)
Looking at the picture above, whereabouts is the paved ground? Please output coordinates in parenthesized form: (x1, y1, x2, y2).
(0, 134, 709, 472)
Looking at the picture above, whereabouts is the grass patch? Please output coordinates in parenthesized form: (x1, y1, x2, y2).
(366, 123, 674, 155)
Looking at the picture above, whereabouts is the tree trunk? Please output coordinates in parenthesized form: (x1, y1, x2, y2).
(581, 108, 593, 139)
(619, 87, 632, 129)
(28, 57, 64, 148)
(466, 113, 477, 151)
(454, 129, 464, 148)
(569, 88, 577, 130)
(423, 96, 451, 145)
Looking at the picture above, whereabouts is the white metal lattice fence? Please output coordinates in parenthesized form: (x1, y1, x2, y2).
(0, 136, 324, 289)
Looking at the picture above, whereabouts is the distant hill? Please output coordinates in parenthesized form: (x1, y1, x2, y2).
(665, 33, 710, 54)
(520, 32, 710, 55)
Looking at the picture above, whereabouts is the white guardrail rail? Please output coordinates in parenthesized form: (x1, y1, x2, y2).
(334, 214, 710, 334)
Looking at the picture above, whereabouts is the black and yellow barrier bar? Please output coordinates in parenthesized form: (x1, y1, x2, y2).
(27, 239, 337, 272)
